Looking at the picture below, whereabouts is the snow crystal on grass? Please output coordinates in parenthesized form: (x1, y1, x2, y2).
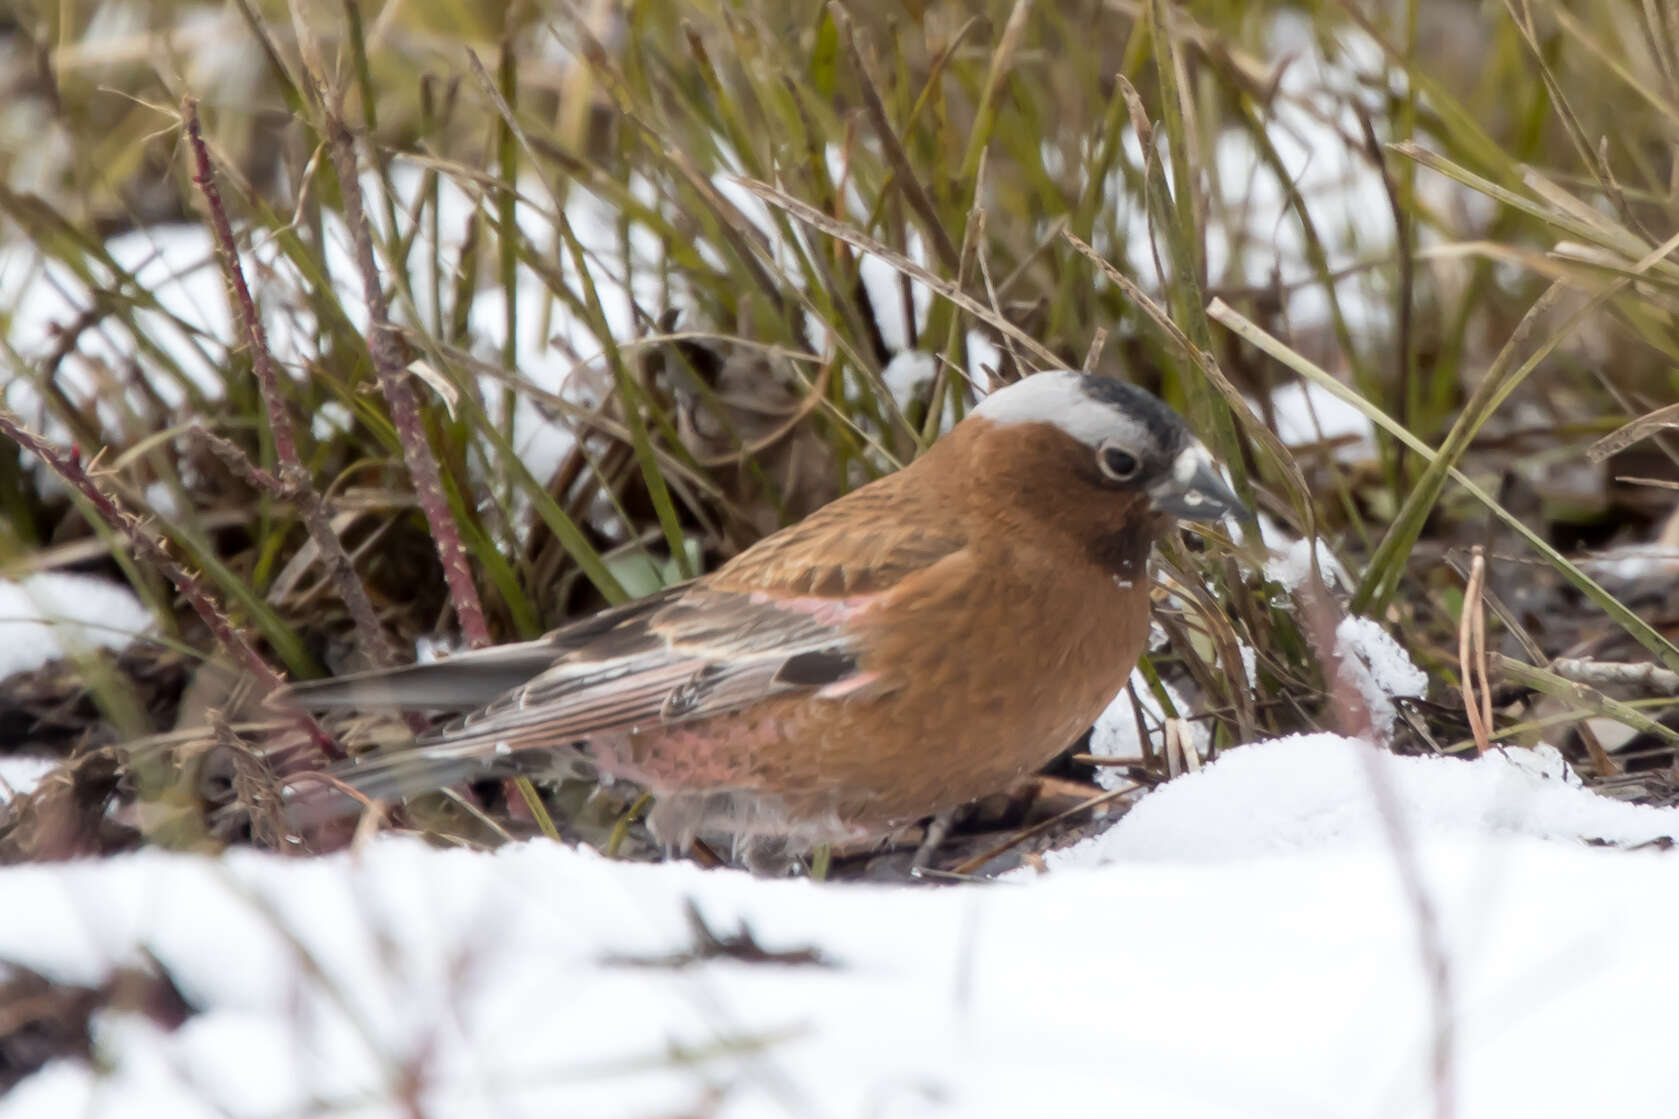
(1336, 614, 1428, 732)
(0, 573, 152, 680)
(1264, 534, 1349, 591)
(1050, 733, 1678, 868)
(1226, 509, 1298, 553)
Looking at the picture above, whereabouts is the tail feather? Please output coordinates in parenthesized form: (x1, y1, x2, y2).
(276, 738, 592, 825)
(276, 643, 563, 712)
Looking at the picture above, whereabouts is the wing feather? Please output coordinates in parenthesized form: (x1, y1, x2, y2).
(293, 467, 969, 809)
(319, 587, 879, 800)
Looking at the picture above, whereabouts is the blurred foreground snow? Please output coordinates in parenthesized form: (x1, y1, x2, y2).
(4, 734, 1678, 1119)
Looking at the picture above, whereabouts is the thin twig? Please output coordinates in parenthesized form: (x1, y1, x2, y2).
(288, 6, 492, 649)
(0, 412, 342, 760)
(183, 96, 401, 669)
(1548, 657, 1679, 696)
(182, 98, 301, 467)
(0, 418, 265, 683)
(1299, 575, 1454, 1119)
(948, 785, 1136, 877)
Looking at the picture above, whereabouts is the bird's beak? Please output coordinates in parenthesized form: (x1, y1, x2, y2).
(1149, 441, 1248, 523)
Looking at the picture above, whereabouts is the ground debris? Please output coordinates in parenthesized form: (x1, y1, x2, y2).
(0, 953, 195, 1092)
(602, 899, 836, 970)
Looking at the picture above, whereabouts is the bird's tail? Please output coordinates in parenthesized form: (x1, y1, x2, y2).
(304, 740, 591, 808)
(217, 736, 592, 844)
(273, 642, 565, 713)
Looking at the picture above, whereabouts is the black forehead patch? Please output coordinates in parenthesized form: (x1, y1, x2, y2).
(1076, 375, 1188, 452)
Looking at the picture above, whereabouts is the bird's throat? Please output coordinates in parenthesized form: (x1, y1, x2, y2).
(1085, 522, 1154, 584)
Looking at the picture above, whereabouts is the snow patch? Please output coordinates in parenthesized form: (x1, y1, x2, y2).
(3, 766, 1679, 1117)
(1264, 534, 1349, 591)
(1086, 670, 1209, 790)
(1051, 734, 1671, 867)
(4, 730, 1679, 1117)
(0, 573, 152, 680)
(1580, 546, 1679, 583)
(1266, 379, 1377, 462)
(1335, 614, 1428, 732)
(880, 349, 938, 410)
(0, 756, 59, 803)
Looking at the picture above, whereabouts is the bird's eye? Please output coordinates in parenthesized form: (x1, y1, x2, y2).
(1098, 443, 1141, 481)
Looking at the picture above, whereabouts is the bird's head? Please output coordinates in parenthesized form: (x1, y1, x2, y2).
(953, 370, 1246, 570)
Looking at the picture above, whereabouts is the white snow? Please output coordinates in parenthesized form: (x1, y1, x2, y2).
(1336, 614, 1430, 734)
(1086, 669, 1209, 788)
(1589, 506, 1679, 583)
(1250, 536, 1422, 738)
(1263, 534, 1350, 591)
(0, 572, 153, 681)
(4, 735, 1679, 1117)
(1052, 733, 1673, 866)
(880, 349, 939, 410)
(1266, 378, 1378, 462)
(1579, 545, 1679, 583)
(0, 755, 58, 802)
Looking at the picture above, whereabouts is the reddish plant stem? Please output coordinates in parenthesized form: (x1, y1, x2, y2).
(1300, 580, 1455, 1119)
(319, 112, 493, 650)
(183, 97, 401, 670)
(182, 98, 298, 468)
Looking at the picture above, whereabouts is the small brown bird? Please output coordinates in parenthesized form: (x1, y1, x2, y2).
(281, 370, 1244, 864)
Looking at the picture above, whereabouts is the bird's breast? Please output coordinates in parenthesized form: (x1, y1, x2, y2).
(806, 550, 1154, 822)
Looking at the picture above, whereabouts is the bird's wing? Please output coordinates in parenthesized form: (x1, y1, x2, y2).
(454, 586, 871, 743)
(275, 587, 684, 712)
(283, 464, 962, 713)
(707, 474, 967, 595)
